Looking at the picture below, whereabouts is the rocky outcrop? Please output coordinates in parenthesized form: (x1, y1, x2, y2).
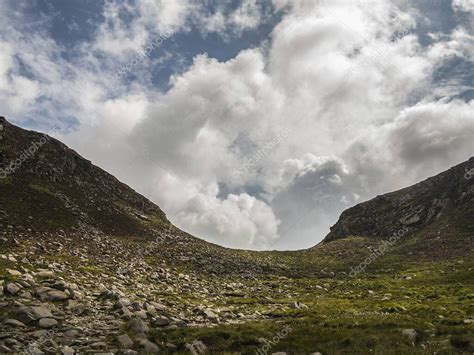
(323, 157, 474, 242)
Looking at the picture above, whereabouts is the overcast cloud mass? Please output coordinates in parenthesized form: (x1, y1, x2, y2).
(1, 0, 473, 250)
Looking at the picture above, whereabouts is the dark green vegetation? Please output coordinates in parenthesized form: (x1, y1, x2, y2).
(0, 116, 473, 354)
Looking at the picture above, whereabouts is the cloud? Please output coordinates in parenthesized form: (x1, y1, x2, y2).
(452, 0, 474, 13)
(387, 99, 474, 179)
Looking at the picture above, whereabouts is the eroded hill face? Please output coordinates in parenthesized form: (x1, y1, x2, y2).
(0, 116, 169, 237)
(323, 157, 474, 243)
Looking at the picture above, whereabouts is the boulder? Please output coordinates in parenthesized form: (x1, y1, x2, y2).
(4, 319, 26, 327)
(4, 283, 20, 295)
(117, 334, 134, 349)
(16, 306, 53, 324)
(47, 290, 69, 301)
(138, 339, 159, 353)
(6, 269, 21, 276)
(152, 316, 170, 327)
(39, 318, 58, 328)
(127, 318, 149, 334)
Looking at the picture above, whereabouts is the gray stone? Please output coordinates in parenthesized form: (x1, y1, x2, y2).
(134, 310, 147, 319)
(4, 319, 26, 327)
(60, 346, 75, 355)
(63, 329, 80, 337)
(47, 290, 69, 301)
(30, 330, 49, 339)
(90, 342, 107, 349)
(39, 318, 58, 328)
(203, 309, 218, 320)
(16, 306, 53, 324)
(152, 316, 170, 327)
(117, 334, 133, 349)
(138, 339, 159, 353)
(19, 291, 33, 299)
(6, 269, 21, 276)
(35, 271, 55, 278)
(127, 318, 149, 334)
(4, 283, 20, 295)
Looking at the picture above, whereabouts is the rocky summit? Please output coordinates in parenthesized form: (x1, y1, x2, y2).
(0, 117, 473, 354)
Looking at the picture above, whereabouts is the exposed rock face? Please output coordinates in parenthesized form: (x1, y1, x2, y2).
(323, 157, 474, 242)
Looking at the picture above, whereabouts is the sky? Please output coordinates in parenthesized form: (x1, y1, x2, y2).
(0, 0, 473, 250)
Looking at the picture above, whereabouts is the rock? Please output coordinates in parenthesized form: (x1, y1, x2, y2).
(115, 298, 131, 308)
(138, 339, 159, 353)
(6, 269, 21, 276)
(134, 310, 147, 319)
(118, 306, 133, 320)
(35, 270, 55, 278)
(19, 291, 33, 299)
(186, 340, 207, 353)
(289, 301, 308, 309)
(30, 330, 49, 339)
(203, 308, 218, 320)
(16, 306, 53, 324)
(25, 345, 44, 355)
(4, 319, 26, 327)
(144, 303, 156, 315)
(152, 316, 170, 327)
(63, 329, 80, 338)
(47, 290, 69, 301)
(39, 318, 58, 328)
(52, 281, 67, 291)
(90, 342, 107, 349)
(117, 350, 138, 355)
(127, 318, 149, 334)
(402, 328, 417, 341)
(117, 334, 133, 349)
(0, 345, 11, 353)
(165, 343, 177, 350)
(60, 346, 75, 355)
(4, 283, 20, 295)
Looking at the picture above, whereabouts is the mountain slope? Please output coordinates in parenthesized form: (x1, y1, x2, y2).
(323, 157, 474, 243)
(0, 116, 169, 237)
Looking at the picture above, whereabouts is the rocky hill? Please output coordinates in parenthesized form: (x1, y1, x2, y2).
(323, 157, 474, 242)
(0, 116, 169, 238)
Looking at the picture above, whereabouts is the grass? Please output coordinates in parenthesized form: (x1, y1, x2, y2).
(144, 259, 474, 354)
